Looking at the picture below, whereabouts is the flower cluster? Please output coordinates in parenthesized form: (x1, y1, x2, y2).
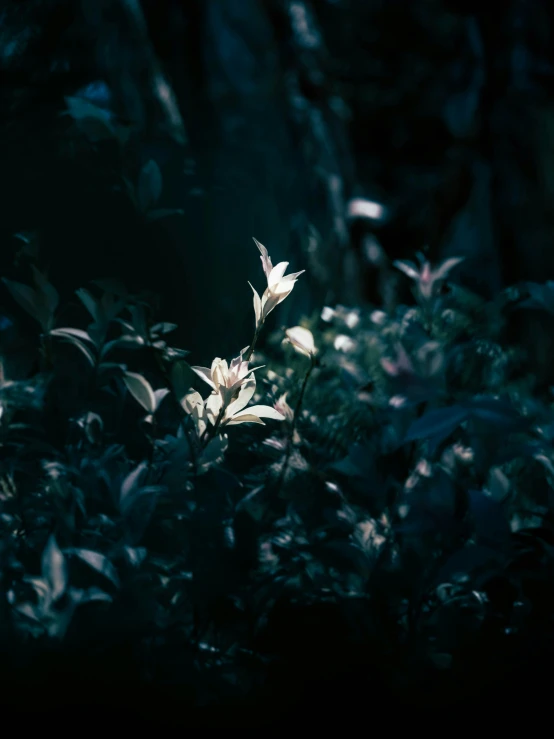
(182, 239, 307, 455)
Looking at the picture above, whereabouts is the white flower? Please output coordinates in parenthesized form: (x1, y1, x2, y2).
(344, 311, 360, 329)
(249, 238, 304, 330)
(205, 374, 285, 427)
(393, 255, 464, 299)
(347, 198, 386, 222)
(321, 306, 335, 322)
(283, 326, 317, 357)
(370, 310, 387, 326)
(274, 392, 294, 422)
(333, 334, 355, 353)
(191, 348, 264, 405)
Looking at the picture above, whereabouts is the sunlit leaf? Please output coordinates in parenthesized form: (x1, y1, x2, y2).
(120, 460, 149, 507)
(50, 330, 96, 367)
(154, 388, 170, 410)
(123, 371, 156, 413)
(70, 549, 120, 588)
(41, 535, 68, 602)
(50, 327, 93, 343)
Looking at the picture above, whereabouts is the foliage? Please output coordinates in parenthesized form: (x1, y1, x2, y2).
(2, 236, 554, 723)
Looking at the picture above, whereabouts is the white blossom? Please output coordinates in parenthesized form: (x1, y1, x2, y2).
(249, 238, 304, 330)
(283, 326, 317, 357)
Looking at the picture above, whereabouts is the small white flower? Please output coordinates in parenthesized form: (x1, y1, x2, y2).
(344, 311, 360, 329)
(370, 310, 387, 326)
(249, 238, 304, 330)
(191, 348, 264, 405)
(334, 334, 355, 352)
(205, 374, 285, 428)
(394, 255, 464, 299)
(274, 392, 294, 422)
(347, 198, 386, 221)
(389, 395, 407, 408)
(284, 326, 317, 357)
(321, 306, 335, 322)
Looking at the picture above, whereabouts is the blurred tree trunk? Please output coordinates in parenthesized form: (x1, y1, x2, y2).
(2, 0, 554, 369)
(472, 1, 554, 387)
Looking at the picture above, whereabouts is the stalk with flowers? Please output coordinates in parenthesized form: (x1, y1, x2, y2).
(182, 238, 305, 460)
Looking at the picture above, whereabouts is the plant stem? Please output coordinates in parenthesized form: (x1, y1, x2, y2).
(243, 326, 260, 363)
(275, 355, 316, 491)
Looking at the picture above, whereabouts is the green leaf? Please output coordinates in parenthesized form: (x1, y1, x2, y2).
(101, 335, 144, 357)
(120, 461, 149, 510)
(41, 535, 68, 602)
(76, 288, 100, 322)
(31, 266, 59, 315)
(70, 549, 120, 588)
(154, 388, 170, 411)
(123, 371, 156, 413)
(2, 278, 46, 327)
(138, 160, 162, 212)
(91, 278, 128, 297)
(405, 405, 468, 444)
(151, 322, 178, 336)
(73, 587, 113, 605)
(163, 347, 190, 361)
(129, 304, 148, 339)
(50, 329, 96, 367)
(171, 361, 196, 402)
(64, 96, 113, 123)
(124, 487, 161, 544)
(466, 397, 525, 430)
(50, 327, 93, 342)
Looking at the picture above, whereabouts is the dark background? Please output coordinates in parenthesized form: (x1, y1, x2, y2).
(1, 0, 554, 725)
(1, 0, 554, 365)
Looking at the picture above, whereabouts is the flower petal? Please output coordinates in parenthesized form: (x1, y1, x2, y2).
(261, 290, 282, 320)
(206, 391, 223, 423)
(279, 269, 305, 283)
(248, 281, 263, 328)
(225, 414, 266, 426)
(268, 262, 289, 287)
(285, 326, 316, 356)
(191, 366, 216, 390)
(253, 238, 273, 280)
(226, 376, 256, 416)
(211, 358, 228, 389)
(233, 404, 285, 421)
(393, 260, 420, 280)
(228, 364, 265, 395)
(433, 256, 464, 281)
